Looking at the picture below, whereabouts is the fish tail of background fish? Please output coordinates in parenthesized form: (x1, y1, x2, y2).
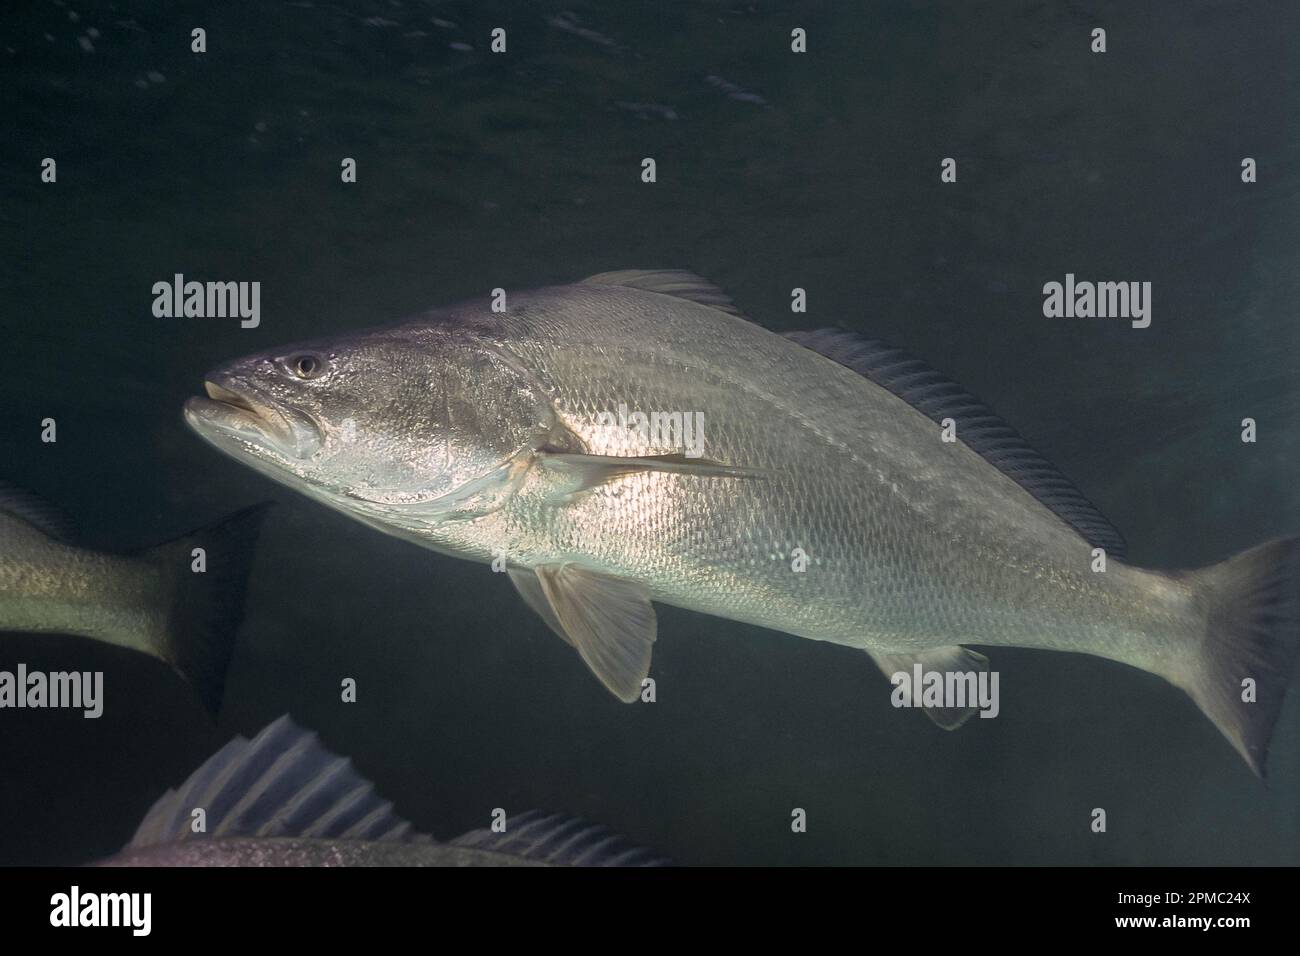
(1165, 536, 1300, 776)
(139, 505, 269, 715)
(1, 485, 267, 715)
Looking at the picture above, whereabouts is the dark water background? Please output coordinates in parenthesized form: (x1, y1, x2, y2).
(1, 0, 1298, 865)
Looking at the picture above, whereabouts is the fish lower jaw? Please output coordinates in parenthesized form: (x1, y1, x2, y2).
(184, 396, 320, 461)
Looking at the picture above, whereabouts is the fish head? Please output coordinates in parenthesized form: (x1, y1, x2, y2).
(184, 322, 555, 520)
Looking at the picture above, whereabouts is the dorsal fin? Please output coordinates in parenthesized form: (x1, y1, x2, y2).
(128, 715, 425, 849)
(450, 810, 668, 866)
(784, 329, 1127, 559)
(0, 482, 75, 540)
(580, 269, 743, 315)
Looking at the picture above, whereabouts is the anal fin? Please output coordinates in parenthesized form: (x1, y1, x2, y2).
(869, 646, 991, 730)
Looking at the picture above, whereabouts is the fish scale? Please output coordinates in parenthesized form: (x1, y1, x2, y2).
(494, 283, 1165, 655)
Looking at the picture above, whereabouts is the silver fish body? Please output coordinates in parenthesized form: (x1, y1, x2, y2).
(184, 271, 1299, 772)
(439, 283, 1185, 660)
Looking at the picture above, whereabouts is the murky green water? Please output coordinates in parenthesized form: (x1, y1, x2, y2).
(1, 0, 1297, 865)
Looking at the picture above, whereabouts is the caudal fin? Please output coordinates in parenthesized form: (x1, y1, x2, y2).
(145, 505, 270, 716)
(1180, 536, 1300, 776)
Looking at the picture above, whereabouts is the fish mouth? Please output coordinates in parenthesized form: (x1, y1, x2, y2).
(204, 380, 258, 413)
(184, 375, 323, 460)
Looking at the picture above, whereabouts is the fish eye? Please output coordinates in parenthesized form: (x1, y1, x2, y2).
(288, 353, 326, 379)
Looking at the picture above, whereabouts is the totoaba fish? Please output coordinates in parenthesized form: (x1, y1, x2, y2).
(0, 483, 266, 714)
(100, 714, 665, 866)
(183, 270, 1299, 773)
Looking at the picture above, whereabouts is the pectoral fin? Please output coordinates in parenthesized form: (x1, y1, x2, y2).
(513, 564, 657, 702)
(537, 451, 766, 497)
(869, 645, 990, 730)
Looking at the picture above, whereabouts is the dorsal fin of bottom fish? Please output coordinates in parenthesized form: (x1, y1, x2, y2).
(112, 716, 667, 866)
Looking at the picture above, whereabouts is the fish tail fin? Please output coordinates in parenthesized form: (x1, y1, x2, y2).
(145, 504, 270, 717)
(1179, 536, 1300, 776)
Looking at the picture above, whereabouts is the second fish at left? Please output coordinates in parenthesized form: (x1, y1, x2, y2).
(0, 483, 267, 714)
